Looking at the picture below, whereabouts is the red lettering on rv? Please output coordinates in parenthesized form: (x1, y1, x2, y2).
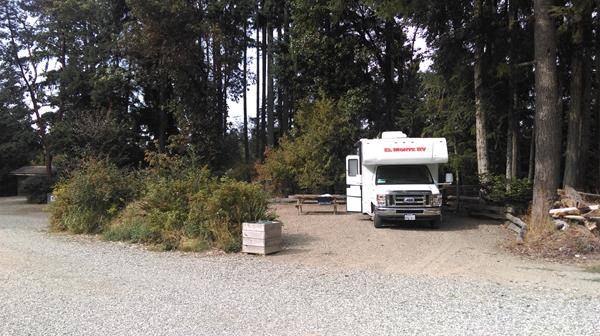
(384, 147, 427, 152)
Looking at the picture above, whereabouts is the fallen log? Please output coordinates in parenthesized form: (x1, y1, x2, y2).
(549, 207, 581, 217)
(505, 213, 528, 242)
(469, 211, 505, 220)
(578, 191, 600, 198)
(505, 213, 527, 229)
(549, 205, 598, 217)
(477, 204, 507, 213)
(447, 195, 481, 202)
(506, 222, 522, 234)
(563, 215, 586, 222)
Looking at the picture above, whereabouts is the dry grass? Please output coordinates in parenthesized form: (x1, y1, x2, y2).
(509, 225, 600, 260)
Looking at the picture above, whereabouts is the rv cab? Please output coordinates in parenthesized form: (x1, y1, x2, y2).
(345, 131, 450, 228)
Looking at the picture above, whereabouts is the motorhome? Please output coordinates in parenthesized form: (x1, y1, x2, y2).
(345, 131, 452, 228)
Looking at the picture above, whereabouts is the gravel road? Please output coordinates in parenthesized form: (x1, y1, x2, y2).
(1, 197, 599, 336)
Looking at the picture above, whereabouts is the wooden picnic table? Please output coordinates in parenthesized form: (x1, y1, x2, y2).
(290, 194, 346, 215)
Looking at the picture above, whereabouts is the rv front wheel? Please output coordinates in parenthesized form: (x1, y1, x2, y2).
(430, 218, 441, 229)
(373, 214, 384, 228)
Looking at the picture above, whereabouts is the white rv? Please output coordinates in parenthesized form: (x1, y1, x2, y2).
(345, 131, 451, 228)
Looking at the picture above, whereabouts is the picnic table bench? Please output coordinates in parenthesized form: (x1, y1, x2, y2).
(290, 194, 346, 215)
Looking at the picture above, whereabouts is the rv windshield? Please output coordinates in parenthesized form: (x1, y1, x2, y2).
(375, 165, 433, 185)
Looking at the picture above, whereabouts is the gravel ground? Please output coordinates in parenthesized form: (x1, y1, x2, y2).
(1, 197, 599, 336)
(272, 204, 600, 291)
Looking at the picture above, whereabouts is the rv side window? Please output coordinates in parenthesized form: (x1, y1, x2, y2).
(348, 159, 359, 176)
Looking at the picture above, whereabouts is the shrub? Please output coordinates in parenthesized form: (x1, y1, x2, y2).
(480, 174, 533, 205)
(255, 139, 299, 196)
(54, 152, 274, 253)
(187, 178, 273, 252)
(104, 165, 214, 250)
(21, 175, 54, 204)
(106, 177, 272, 252)
(48, 159, 138, 233)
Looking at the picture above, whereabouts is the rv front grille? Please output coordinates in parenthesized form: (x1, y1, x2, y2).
(388, 191, 431, 207)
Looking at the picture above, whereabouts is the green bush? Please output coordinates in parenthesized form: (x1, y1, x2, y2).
(51, 152, 273, 252)
(104, 164, 214, 250)
(104, 155, 273, 252)
(21, 175, 54, 204)
(480, 174, 533, 205)
(187, 178, 273, 252)
(48, 159, 138, 233)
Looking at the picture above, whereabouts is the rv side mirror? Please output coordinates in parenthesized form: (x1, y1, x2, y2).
(445, 173, 454, 184)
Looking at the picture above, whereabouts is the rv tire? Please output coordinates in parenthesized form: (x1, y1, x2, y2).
(373, 214, 384, 228)
(430, 218, 441, 229)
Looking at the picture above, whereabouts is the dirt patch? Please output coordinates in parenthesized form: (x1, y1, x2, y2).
(269, 204, 600, 292)
(0, 197, 47, 217)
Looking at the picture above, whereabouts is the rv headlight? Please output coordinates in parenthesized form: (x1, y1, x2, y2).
(432, 194, 442, 207)
(376, 194, 386, 206)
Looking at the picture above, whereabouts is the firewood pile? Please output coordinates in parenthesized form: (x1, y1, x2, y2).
(549, 187, 600, 235)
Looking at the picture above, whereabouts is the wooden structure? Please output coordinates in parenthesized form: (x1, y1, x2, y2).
(7, 166, 56, 196)
(242, 221, 282, 255)
(290, 194, 346, 215)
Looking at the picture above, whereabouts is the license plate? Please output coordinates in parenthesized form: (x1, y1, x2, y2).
(404, 214, 416, 221)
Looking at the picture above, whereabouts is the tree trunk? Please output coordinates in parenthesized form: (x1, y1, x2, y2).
(581, 45, 592, 191)
(474, 0, 489, 177)
(158, 67, 167, 153)
(597, 30, 600, 192)
(255, 8, 261, 160)
(563, 9, 587, 188)
(212, 38, 224, 138)
(266, 23, 274, 148)
(243, 22, 249, 165)
(530, 0, 562, 236)
(276, 26, 284, 138)
(281, 5, 290, 135)
(506, 0, 518, 181)
(260, 22, 267, 160)
(528, 126, 535, 181)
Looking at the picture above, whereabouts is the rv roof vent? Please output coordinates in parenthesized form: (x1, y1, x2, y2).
(381, 131, 407, 139)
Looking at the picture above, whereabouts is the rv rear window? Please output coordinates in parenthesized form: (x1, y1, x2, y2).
(375, 165, 433, 185)
(348, 159, 359, 177)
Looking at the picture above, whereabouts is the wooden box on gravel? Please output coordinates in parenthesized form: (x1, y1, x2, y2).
(242, 221, 282, 255)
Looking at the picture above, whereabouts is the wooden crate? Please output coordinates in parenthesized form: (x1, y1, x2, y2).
(242, 221, 282, 255)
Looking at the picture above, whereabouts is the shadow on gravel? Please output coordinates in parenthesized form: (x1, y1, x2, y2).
(279, 233, 320, 255)
(295, 211, 352, 216)
(283, 233, 319, 245)
(379, 213, 500, 232)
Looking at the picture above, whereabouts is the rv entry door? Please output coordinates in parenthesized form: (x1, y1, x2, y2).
(345, 155, 362, 212)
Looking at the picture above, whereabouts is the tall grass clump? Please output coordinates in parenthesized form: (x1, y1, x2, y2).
(49, 159, 138, 233)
